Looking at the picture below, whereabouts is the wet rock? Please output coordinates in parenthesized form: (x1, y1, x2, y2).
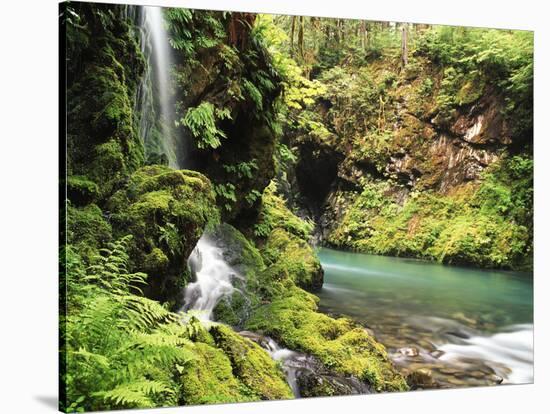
(430, 350, 445, 359)
(406, 368, 437, 389)
(398, 347, 420, 357)
(452, 312, 478, 326)
(445, 329, 471, 340)
(297, 371, 372, 398)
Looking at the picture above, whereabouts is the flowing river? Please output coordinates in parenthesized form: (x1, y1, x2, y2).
(317, 247, 533, 388)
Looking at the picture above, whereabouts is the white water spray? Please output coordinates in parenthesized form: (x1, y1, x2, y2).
(438, 324, 533, 384)
(183, 236, 242, 321)
(137, 6, 180, 168)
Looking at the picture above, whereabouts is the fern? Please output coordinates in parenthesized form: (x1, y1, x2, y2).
(222, 159, 258, 179)
(181, 102, 228, 149)
(242, 79, 263, 111)
(62, 237, 197, 412)
(213, 182, 237, 212)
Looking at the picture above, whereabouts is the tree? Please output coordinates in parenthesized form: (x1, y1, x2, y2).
(401, 23, 408, 67)
(290, 16, 296, 57)
(298, 16, 305, 59)
(360, 20, 367, 51)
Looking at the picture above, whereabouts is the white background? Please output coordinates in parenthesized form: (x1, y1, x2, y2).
(0, 0, 548, 413)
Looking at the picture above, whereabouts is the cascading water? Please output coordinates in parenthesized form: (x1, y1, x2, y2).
(136, 6, 181, 168)
(135, 5, 240, 321)
(132, 7, 309, 395)
(183, 236, 243, 321)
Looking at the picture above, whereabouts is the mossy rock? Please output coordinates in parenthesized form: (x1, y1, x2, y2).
(67, 203, 112, 263)
(210, 325, 293, 400)
(210, 223, 266, 326)
(66, 8, 146, 201)
(245, 285, 408, 393)
(179, 342, 254, 405)
(179, 324, 293, 405)
(263, 228, 324, 291)
(107, 165, 220, 307)
(67, 175, 100, 206)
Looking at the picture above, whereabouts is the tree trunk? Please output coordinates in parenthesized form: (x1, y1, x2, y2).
(401, 23, 408, 67)
(360, 20, 367, 50)
(290, 16, 296, 57)
(298, 16, 305, 59)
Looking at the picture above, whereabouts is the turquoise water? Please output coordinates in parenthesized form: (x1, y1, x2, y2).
(317, 248, 533, 387)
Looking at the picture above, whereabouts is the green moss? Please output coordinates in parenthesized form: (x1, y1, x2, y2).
(210, 325, 293, 400)
(68, 62, 144, 199)
(254, 181, 314, 240)
(327, 165, 532, 270)
(67, 203, 112, 262)
(143, 248, 169, 274)
(67, 175, 99, 205)
(107, 165, 220, 306)
(179, 342, 254, 405)
(245, 285, 407, 392)
(67, 13, 146, 201)
(251, 182, 323, 291)
(179, 323, 292, 405)
(262, 228, 323, 291)
(211, 223, 266, 326)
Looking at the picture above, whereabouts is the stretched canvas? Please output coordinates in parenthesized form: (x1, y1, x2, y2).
(59, 0, 534, 412)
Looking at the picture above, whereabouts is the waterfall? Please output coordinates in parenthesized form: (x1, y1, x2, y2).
(129, 6, 306, 396)
(183, 236, 243, 321)
(135, 5, 181, 169)
(133, 6, 238, 319)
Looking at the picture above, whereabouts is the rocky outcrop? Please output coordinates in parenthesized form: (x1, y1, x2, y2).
(284, 55, 532, 269)
(66, 2, 146, 200)
(165, 11, 283, 228)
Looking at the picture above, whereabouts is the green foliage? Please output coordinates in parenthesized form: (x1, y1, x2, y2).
(254, 181, 314, 240)
(276, 143, 297, 164)
(222, 159, 258, 179)
(328, 162, 532, 270)
(63, 235, 293, 411)
(63, 237, 195, 412)
(165, 8, 225, 59)
(213, 182, 237, 212)
(181, 102, 231, 149)
(418, 27, 533, 135)
(254, 15, 326, 128)
(242, 79, 264, 111)
(67, 203, 112, 263)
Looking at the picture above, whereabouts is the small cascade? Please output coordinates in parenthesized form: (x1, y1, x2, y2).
(437, 324, 533, 384)
(262, 337, 302, 397)
(135, 5, 181, 168)
(238, 331, 372, 398)
(183, 236, 243, 321)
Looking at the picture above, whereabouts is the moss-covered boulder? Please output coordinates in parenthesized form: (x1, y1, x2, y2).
(263, 228, 324, 291)
(107, 165, 219, 306)
(245, 285, 408, 393)
(179, 323, 292, 405)
(179, 342, 254, 405)
(254, 182, 324, 291)
(209, 223, 266, 326)
(210, 325, 293, 400)
(67, 203, 112, 263)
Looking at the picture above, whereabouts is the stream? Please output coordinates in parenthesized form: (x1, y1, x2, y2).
(317, 247, 533, 388)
